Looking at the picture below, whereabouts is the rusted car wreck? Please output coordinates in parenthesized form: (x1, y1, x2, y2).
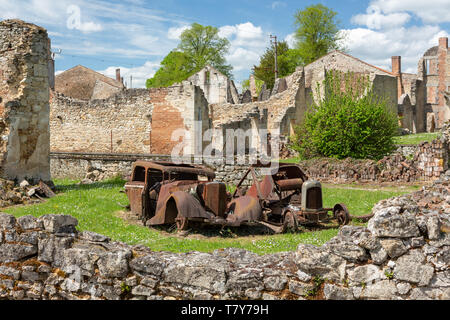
(124, 161, 350, 233)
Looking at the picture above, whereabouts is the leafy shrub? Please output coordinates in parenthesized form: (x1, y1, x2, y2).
(290, 70, 399, 160)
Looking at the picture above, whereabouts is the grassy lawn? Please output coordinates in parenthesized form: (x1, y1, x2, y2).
(3, 178, 419, 255)
(393, 132, 440, 145)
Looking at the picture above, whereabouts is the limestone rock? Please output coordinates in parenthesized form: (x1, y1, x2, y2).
(368, 206, 420, 238)
(324, 235, 369, 263)
(38, 234, 75, 266)
(427, 216, 441, 240)
(39, 214, 78, 233)
(360, 280, 399, 300)
(17, 215, 43, 230)
(295, 244, 346, 282)
(0, 243, 37, 263)
(79, 231, 110, 243)
(347, 264, 384, 285)
(380, 239, 408, 258)
(323, 283, 354, 300)
(288, 280, 315, 297)
(130, 254, 167, 277)
(393, 249, 435, 286)
(97, 250, 132, 278)
(163, 252, 230, 295)
(0, 213, 16, 229)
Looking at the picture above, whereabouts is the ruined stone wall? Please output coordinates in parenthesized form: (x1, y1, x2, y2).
(211, 68, 306, 155)
(50, 137, 447, 186)
(0, 20, 51, 183)
(0, 176, 448, 300)
(187, 65, 233, 104)
(150, 82, 209, 155)
(50, 89, 152, 154)
(50, 83, 209, 156)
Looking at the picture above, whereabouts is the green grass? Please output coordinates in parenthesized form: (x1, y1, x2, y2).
(393, 132, 440, 145)
(3, 178, 418, 255)
(322, 183, 420, 217)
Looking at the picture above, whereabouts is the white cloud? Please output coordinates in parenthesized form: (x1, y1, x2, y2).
(343, 0, 450, 74)
(167, 25, 190, 40)
(341, 25, 449, 73)
(271, 1, 287, 10)
(370, 0, 450, 24)
(285, 33, 297, 48)
(351, 5, 411, 30)
(98, 61, 161, 88)
(219, 22, 269, 79)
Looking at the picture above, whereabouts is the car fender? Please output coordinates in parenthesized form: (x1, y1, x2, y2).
(147, 191, 214, 226)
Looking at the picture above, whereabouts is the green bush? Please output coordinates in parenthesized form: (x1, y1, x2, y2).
(290, 70, 399, 160)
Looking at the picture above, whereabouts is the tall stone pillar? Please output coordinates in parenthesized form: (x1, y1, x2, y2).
(0, 20, 51, 183)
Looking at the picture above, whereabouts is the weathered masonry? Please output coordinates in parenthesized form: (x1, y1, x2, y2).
(0, 20, 51, 183)
(50, 82, 209, 155)
(0, 175, 448, 300)
(394, 37, 450, 133)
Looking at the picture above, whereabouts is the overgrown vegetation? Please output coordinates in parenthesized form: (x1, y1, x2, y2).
(3, 178, 417, 255)
(253, 41, 302, 90)
(293, 4, 346, 65)
(290, 70, 399, 160)
(146, 23, 232, 88)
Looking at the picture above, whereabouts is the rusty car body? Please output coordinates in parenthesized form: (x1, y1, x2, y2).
(124, 161, 350, 233)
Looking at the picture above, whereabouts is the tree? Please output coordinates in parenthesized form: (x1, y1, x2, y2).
(290, 71, 398, 160)
(241, 78, 264, 96)
(253, 41, 302, 89)
(294, 4, 345, 65)
(146, 51, 195, 88)
(178, 23, 233, 78)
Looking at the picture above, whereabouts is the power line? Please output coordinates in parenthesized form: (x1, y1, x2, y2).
(270, 35, 278, 81)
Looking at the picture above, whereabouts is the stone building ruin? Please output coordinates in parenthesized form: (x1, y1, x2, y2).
(54, 65, 125, 101)
(394, 37, 450, 133)
(0, 20, 51, 183)
(187, 65, 239, 105)
(1, 17, 445, 170)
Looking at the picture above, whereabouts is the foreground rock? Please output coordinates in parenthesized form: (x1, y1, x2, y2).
(0, 175, 449, 300)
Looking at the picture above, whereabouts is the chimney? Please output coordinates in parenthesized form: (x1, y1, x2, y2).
(439, 37, 448, 49)
(116, 68, 121, 82)
(391, 56, 403, 99)
(391, 56, 401, 75)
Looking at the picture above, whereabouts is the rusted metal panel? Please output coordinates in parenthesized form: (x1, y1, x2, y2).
(226, 195, 262, 224)
(124, 182, 144, 216)
(124, 160, 351, 232)
(148, 190, 214, 226)
(202, 182, 227, 218)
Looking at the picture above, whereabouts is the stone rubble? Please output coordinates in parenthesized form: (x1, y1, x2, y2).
(0, 171, 449, 300)
(0, 178, 54, 208)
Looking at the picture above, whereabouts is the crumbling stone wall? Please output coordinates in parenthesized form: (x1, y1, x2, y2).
(211, 67, 306, 156)
(150, 82, 209, 155)
(0, 20, 51, 183)
(50, 83, 209, 155)
(50, 89, 152, 154)
(299, 139, 448, 184)
(187, 65, 238, 104)
(0, 174, 448, 300)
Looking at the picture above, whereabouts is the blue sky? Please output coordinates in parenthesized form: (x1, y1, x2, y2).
(1, 0, 449, 89)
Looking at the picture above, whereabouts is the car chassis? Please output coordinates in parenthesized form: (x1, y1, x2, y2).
(124, 161, 350, 233)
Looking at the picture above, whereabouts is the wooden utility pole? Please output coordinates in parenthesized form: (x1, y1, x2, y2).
(270, 35, 278, 81)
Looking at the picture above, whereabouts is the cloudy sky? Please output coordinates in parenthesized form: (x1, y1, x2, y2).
(1, 0, 449, 90)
